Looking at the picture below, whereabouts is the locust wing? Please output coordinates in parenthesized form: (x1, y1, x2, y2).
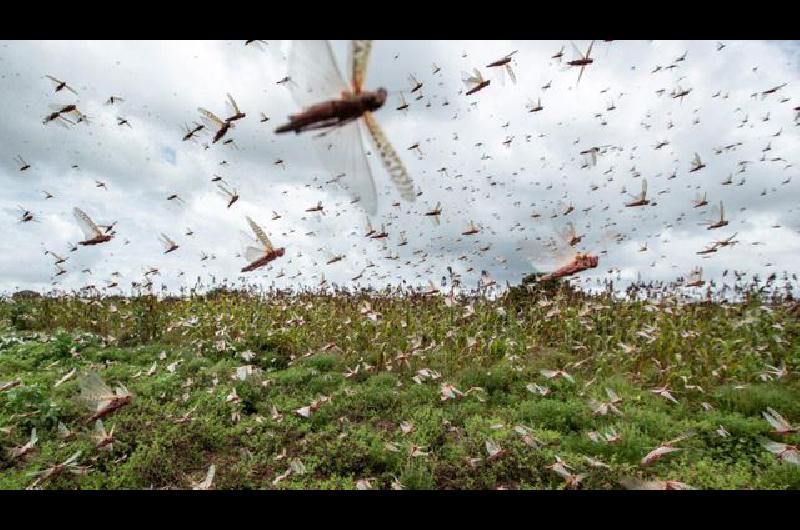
(312, 120, 378, 216)
(462, 69, 485, 91)
(688, 267, 703, 283)
(581, 148, 597, 166)
(585, 40, 595, 59)
(160, 233, 176, 251)
(523, 233, 578, 272)
(57, 422, 72, 439)
(570, 41, 584, 61)
(761, 440, 800, 465)
(559, 222, 578, 244)
(702, 202, 724, 225)
(506, 64, 517, 84)
(363, 112, 416, 205)
(94, 419, 108, 438)
(77, 372, 115, 412)
(494, 61, 516, 87)
(193, 464, 216, 490)
(763, 408, 791, 431)
(62, 450, 83, 467)
(217, 183, 235, 198)
(762, 439, 788, 454)
(620, 478, 667, 490)
(198, 108, 225, 129)
(226, 93, 241, 116)
(349, 40, 373, 94)
(285, 40, 350, 108)
(244, 245, 268, 263)
(73, 208, 102, 239)
(246, 216, 274, 253)
(240, 229, 268, 263)
(48, 103, 69, 114)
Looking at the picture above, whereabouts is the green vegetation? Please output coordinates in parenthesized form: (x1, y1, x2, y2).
(1, 290, 798, 489)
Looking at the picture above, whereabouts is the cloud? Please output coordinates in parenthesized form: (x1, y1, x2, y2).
(1, 40, 798, 295)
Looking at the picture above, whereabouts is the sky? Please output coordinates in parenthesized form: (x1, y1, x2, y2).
(1, 39, 799, 296)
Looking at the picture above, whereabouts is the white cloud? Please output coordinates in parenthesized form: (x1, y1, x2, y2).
(1, 39, 798, 295)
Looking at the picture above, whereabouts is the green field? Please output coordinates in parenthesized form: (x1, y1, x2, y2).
(1, 289, 799, 489)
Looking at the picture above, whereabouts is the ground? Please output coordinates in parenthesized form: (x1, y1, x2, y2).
(1, 291, 799, 489)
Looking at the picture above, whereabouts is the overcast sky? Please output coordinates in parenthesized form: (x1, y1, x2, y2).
(1, 40, 799, 295)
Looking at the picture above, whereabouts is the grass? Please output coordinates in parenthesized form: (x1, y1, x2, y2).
(0, 289, 799, 489)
